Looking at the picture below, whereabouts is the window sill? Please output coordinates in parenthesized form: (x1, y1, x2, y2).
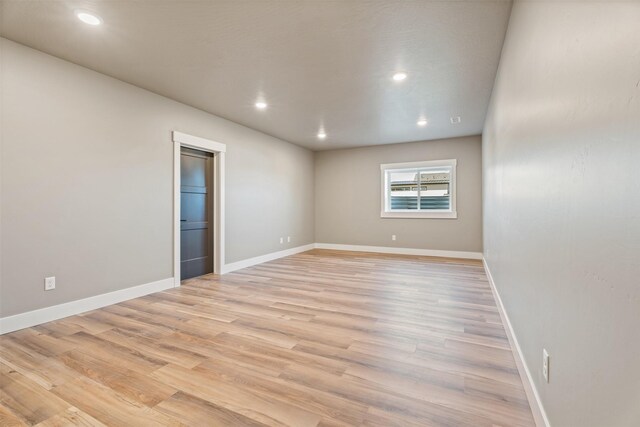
(380, 211, 458, 219)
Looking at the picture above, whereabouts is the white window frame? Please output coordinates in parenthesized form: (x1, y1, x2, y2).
(380, 159, 457, 219)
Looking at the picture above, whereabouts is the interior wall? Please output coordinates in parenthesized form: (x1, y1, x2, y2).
(0, 38, 314, 318)
(315, 136, 482, 253)
(483, 2, 640, 426)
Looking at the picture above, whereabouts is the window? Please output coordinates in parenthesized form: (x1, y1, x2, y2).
(381, 159, 457, 218)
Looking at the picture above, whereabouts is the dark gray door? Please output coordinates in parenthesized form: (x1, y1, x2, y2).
(180, 147, 214, 280)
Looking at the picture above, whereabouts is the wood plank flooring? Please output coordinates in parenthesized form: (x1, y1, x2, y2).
(0, 249, 535, 426)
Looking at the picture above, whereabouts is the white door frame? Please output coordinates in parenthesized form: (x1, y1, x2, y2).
(173, 131, 226, 286)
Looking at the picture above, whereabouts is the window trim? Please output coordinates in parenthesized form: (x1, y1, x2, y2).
(380, 159, 457, 219)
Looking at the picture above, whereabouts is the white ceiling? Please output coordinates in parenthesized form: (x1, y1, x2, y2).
(0, 0, 512, 150)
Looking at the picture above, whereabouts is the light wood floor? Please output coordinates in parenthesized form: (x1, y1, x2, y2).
(1, 249, 534, 427)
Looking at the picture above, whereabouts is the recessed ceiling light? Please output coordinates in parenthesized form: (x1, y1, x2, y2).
(75, 10, 102, 26)
(317, 131, 327, 140)
(255, 101, 267, 110)
(450, 116, 461, 124)
(392, 72, 408, 81)
(417, 118, 428, 127)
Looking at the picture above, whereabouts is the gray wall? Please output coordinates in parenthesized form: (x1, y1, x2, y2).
(483, 2, 640, 426)
(315, 136, 482, 252)
(0, 38, 314, 318)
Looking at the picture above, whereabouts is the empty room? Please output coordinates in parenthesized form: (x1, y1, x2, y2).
(0, 1, 638, 426)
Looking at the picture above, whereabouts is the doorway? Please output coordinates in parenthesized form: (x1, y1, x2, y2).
(180, 147, 214, 280)
(173, 131, 226, 285)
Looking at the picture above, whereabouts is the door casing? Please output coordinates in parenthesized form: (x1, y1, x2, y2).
(173, 131, 226, 286)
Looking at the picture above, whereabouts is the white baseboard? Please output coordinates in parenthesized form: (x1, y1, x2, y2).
(483, 258, 550, 427)
(314, 243, 483, 260)
(222, 243, 316, 274)
(0, 245, 481, 334)
(0, 277, 174, 335)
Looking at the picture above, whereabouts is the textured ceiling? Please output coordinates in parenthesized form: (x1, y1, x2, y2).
(0, 0, 512, 150)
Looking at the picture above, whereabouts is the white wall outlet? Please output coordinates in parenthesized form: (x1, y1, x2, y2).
(392, 234, 397, 241)
(44, 276, 56, 291)
(542, 348, 550, 382)
(287, 236, 291, 243)
(279, 237, 284, 244)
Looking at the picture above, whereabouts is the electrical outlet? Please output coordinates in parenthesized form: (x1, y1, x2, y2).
(287, 236, 291, 243)
(542, 349, 550, 382)
(392, 235, 396, 241)
(279, 237, 284, 244)
(45, 276, 56, 291)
